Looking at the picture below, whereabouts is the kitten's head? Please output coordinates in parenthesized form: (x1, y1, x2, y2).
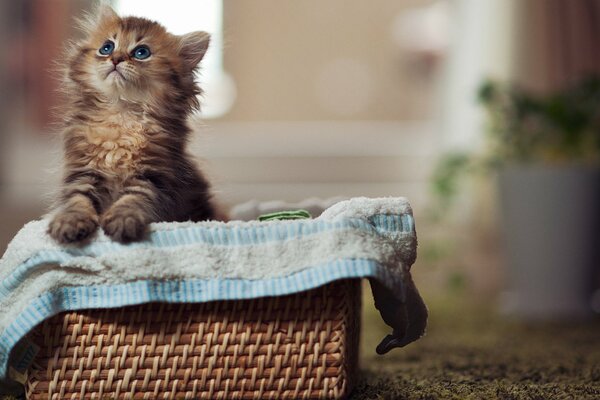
(68, 6, 209, 109)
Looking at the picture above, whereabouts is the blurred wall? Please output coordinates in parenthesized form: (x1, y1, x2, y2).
(221, 0, 435, 121)
(202, 0, 446, 207)
(515, 0, 600, 92)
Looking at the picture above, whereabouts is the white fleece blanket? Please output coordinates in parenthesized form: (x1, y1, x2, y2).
(0, 197, 427, 393)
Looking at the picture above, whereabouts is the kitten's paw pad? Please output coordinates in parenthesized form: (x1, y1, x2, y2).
(101, 209, 148, 243)
(48, 212, 99, 244)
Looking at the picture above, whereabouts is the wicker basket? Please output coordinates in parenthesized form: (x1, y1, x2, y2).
(24, 280, 361, 400)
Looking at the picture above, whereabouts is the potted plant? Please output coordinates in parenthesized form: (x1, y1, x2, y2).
(433, 76, 600, 319)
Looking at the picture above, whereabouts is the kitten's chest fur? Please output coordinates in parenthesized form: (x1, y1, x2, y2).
(78, 108, 156, 175)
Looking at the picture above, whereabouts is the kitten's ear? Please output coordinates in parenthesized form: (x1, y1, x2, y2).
(76, 4, 118, 34)
(97, 5, 119, 24)
(178, 32, 211, 70)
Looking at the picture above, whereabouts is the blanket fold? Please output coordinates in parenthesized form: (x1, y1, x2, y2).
(0, 197, 427, 393)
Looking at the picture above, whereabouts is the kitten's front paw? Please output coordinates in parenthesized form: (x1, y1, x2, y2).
(101, 208, 148, 243)
(48, 211, 99, 244)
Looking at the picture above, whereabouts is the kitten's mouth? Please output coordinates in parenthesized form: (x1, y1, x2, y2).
(106, 68, 125, 80)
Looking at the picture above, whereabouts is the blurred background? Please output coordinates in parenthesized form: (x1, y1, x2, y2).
(0, 0, 514, 291)
(0, 0, 599, 396)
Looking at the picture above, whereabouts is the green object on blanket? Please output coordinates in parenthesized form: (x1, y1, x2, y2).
(258, 209, 312, 221)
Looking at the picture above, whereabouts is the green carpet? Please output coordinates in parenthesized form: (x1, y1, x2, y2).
(352, 292, 600, 400)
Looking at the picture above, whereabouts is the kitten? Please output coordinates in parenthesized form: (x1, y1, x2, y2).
(48, 6, 218, 244)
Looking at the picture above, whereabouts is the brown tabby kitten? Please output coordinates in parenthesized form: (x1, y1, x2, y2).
(48, 6, 218, 244)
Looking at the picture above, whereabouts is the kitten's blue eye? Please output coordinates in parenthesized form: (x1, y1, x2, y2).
(132, 45, 151, 60)
(98, 41, 114, 56)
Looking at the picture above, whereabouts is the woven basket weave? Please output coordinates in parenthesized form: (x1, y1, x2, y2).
(25, 279, 361, 400)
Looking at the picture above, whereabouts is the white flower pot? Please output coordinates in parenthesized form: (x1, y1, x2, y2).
(499, 164, 600, 320)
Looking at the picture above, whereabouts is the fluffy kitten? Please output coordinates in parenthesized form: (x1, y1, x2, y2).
(48, 6, 218, 244)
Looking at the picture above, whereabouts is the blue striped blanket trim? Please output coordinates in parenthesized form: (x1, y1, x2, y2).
(0, 214, 413, 382)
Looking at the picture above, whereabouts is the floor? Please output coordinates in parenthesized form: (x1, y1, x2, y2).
(353, 292, 600, 399)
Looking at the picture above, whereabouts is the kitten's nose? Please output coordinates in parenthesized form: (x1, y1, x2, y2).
(112, 56, 125, 66)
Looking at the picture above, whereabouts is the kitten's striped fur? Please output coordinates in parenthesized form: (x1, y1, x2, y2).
(48, 6, 218, 244)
